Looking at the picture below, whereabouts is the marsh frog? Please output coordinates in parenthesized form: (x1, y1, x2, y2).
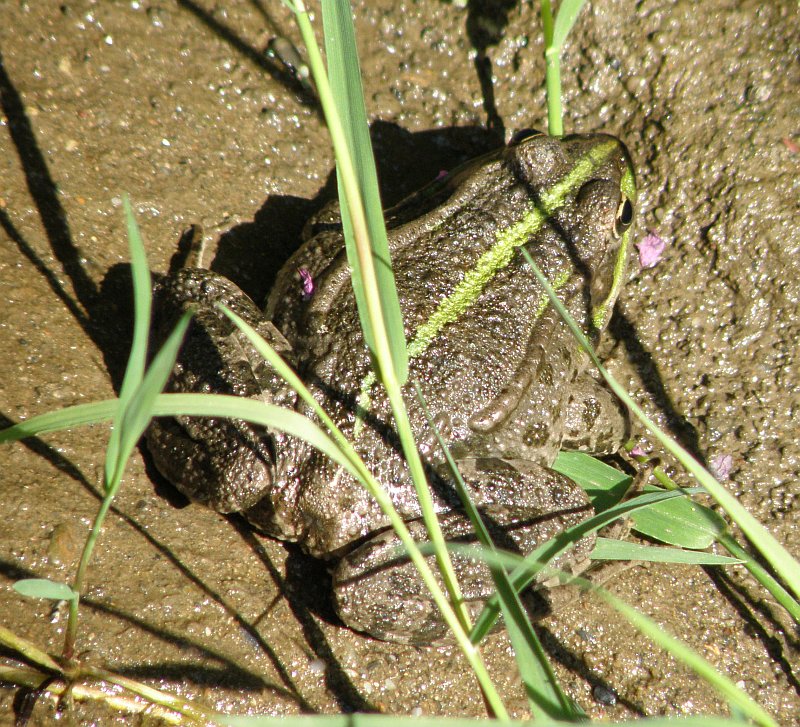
(146, 131, 636, 644)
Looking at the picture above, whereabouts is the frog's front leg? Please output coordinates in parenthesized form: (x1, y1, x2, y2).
(332, 458, 594, 644)
(561, 371, 631, 455)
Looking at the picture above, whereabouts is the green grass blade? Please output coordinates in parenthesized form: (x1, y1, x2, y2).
(119, 196, 152, 404)
(553, 450, 633, 511)
(148, 393, 361, 478)
(631, 486, 728, 549)
(13, 578, 78, 602)
(105, 312, 192, 489)
(541, 0, 587, 136)
(414, 383, 579, 720)
(592, 538, 744, 565)
(718, 534, 800, 622)
(105, 198, 153, 483)
(520, 247, 800, 607)
(0, 400, 119, 442)
(292, 5, 479, 672)
(552, 0, 589, 49)
(0, 625, 63, 674)
(321, 0, 407, 382)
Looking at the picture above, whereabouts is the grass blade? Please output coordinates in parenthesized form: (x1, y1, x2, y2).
(0, 625, 63, 673)
(105, 311, 193, 489)
(0, 400, 119, 442)
(13, 578, 78, 601)
(631, 486, 728, 549)
(414, 383, 579, 720)
(553, 450, 632, 511)
(552, 0, 589, 49)
(321, 0, 407, 382)
(105, 198, 153, 484)
(591, 538, 743, 565)
(291, 4, 480, 676)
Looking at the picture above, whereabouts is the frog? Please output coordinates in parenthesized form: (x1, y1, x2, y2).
(145, 131, 636, 644)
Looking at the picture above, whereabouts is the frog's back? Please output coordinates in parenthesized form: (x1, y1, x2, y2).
(258, 133, 634, 557)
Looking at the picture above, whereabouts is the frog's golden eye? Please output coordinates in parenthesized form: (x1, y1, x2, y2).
(614, 196, 634, 237)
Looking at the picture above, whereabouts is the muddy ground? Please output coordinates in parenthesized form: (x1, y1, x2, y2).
(0, 0, 798, 723)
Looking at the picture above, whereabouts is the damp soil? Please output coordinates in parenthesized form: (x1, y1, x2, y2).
(0, 0, 798, 723)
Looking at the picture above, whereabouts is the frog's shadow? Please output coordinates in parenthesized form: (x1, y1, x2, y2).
(205, 121, 501, 304)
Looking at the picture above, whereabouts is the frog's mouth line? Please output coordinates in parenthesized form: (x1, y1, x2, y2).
(353, 139, 631, 436)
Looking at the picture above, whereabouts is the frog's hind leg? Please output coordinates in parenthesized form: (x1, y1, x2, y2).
(332, 457, 594, 644)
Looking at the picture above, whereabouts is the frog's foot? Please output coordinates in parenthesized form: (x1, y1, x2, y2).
(561, 371, 630, 455)
(332, 457, 595, 644)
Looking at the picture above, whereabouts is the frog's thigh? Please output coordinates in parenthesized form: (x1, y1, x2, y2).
(560, 372, 630, 455)
(146, 416, 274, 513)
(333, 458, 593, 644)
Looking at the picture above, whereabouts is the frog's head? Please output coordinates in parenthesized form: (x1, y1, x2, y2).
(506, 131, 636, 333)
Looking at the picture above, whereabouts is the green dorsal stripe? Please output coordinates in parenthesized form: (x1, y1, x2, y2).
(353, 139, 622, 435)
(406, 139, 618, 360)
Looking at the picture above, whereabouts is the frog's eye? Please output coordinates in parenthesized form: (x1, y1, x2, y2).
(614, 196, 634, 237)
(509, 128, 544, 146)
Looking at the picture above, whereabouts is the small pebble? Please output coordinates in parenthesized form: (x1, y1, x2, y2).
(592, 684, 617, 706)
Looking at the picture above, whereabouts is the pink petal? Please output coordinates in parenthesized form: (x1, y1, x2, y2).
(710, 453, 733, 480)
(298, 267, 314, 300)
(635, 231, 666, 269)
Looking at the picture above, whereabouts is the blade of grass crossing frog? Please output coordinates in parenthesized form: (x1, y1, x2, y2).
(415, 383, 579, 719)
(148, 393, 362, 480)
(322, 0, 407, 383)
